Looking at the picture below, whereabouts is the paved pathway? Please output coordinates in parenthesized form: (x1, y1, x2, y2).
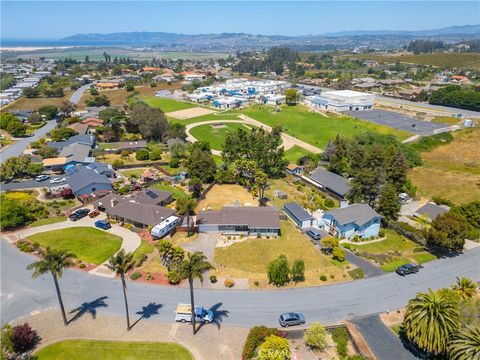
(2, 237, 479, 327)
(70, 84, 90, 105)
(351, 315, 420, 360)
(2, 214, 141, 278)
(184, 116, 322, 156)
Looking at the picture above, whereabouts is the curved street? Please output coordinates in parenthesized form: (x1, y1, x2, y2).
(2, 239, 479, 327)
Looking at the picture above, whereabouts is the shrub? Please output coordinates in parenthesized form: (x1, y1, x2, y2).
(332, 327, 349, 358)
(330, 274, 335, 279)
(304, 322, 328, 350)
(120, 150, 130, 157)
(348, 268, 365, 280)
(11, 323, 38, 353)
(169, 157, 180, 168)
(135, 254, 148, 267)
(267, 254, 290, 286)
(167, 270, 182, 284)
(332, 247, 346, 262)
(258, 334, 290, 360)
(320, 275, 327, 281)
(242, 326, 277, 360)
(149, 148, 162, 161)
(224, 279, 235, 288)
(78, 263, 86, 269)
(112, 160, 124, 169)
(291, 259, 305, 283)
(136, 149, 150, 161)
(378, 229, 386, 237)
(146, 272, 154, 281)
(210, 275, 217, 283)
(254, 281, 260, 286)
(130, 272, 142, 280)
(324, 199, 334, 208)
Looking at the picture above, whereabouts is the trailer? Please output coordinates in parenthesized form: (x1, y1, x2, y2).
(174, 303, 214, 324)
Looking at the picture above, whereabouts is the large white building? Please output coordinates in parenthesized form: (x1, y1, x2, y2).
(307, 90, 375, 112)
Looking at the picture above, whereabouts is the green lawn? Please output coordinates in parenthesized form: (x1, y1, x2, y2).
(347, 229, 417, 254)
(120, 167, 152, 178)
(231, 104, 411, 148)
(283, 145, 312, 164)
(29, 216, 66, 227)
(27, 227, 122, 265)
(133, 239, 156, 262)
(152, 182, 189, 200)
(143, 97, 197, 112)
(189, 122, 255, 150)
(35, 340, 193, 360)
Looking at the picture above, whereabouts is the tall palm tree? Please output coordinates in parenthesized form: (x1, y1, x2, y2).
(178, 251, 214, 335)
(448, 325, 480, 360)
(403, 289, 461, 355)
(27, 247, 75, 326)
(453, 277, 477, 300)
(107, 250, 135, 331)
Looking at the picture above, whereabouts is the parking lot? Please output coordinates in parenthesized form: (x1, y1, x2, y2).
(346, 109, 448, 136)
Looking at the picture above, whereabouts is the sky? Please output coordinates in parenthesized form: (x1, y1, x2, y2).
(1, 1, 479, 40)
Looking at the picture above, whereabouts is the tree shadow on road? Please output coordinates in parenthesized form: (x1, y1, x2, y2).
(196, 302, 230, 334)
(68, 296, 108, 324)
(131, 302, 163, 329)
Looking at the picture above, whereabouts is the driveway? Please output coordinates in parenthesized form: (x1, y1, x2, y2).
(0, 120, 56, 163)
(70, 84, 90, 105)
(1, 176, 67, 191)
(180, 233, 218, 262)
(343, 249, 385, 278)
(350, 315, 420, 360)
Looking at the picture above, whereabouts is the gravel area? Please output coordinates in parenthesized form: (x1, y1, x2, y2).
(13, 310, 248, 360)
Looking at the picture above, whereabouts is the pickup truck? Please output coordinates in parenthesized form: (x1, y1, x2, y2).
(396, 263, 423, 276)
(175, 303, 213, 324)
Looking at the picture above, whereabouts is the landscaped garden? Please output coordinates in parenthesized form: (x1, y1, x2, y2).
(231, 104, 412, 148)
(27, 227, 122, 265)
(189, 122, 256, 151)
(343, 229, 436, 271)
(35, 340, 193, 360)
(213, 220, 350, 287)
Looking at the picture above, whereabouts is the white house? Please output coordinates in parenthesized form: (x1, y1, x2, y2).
(307, 90, 375, 112)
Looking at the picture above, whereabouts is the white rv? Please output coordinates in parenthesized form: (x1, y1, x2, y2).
(151, 216, 180, 239)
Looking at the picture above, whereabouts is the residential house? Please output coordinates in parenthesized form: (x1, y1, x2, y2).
(67, 122, 89, 135)
(82, 117, 104, 128)
(66, 165, 113, 197)
(286, 164, 303, 175)
(86, 162, 115, 178)
(196, 206, 280, 236)
(322, 203, 381, 239)
(283, 202, 316, 229)
(42, 142, 94, 171)
(118, 140, 147, 151)
(309, 167, 352, 199)
(413, 202, 450, 223)
(47, 134, 95, 152)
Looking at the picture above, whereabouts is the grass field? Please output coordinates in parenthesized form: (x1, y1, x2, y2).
(151, 182, 189, 200)
(409, 128, 480, 204)
(231, 105, 411, 148)
(346, 52, 480, 70)
(27, 227, 122, 265)
(196, 184, 257, 210)
(35, 340, 193, 360)
(133, 239, 155, 262)
(213, 221, 349, 287)
(120, 167, 154, 178)
(29, 216, 66, 227)
(3, 88, 73, 111)
(283, 145, 312, 164)
(143, 97, 198, 112)
(189, 122, 255, 150)
(345, 229, 436, 272)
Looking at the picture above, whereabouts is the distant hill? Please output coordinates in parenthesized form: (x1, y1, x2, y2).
(324, 24, 480, 37)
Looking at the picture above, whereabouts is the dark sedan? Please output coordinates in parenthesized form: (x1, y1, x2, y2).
(396, 263, 423, 276)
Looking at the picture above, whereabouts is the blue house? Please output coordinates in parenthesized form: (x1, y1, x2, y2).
(283, 202, 315, 229)
(66, 165, 112, 197)
(322, 203, 381, 239)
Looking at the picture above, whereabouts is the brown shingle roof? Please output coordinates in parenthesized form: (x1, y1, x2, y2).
(196, 206, 280, 229)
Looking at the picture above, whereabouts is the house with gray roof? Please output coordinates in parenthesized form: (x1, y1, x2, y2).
(196, 206, 280, 236)
(86, 162, 115, 178)
(48, 134, 95, 151)
(309, 167, 352, 199)
(283, 202, 315, 229)
(414, 202, 450, 223)
(322, 203, 381, 240)
(66, 165, 112, 197)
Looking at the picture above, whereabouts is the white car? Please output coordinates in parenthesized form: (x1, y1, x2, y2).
(50, 177, 66, 184)
(35, 175, 50, 182)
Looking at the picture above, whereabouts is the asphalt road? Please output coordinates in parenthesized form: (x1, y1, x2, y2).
(1, 176, 67, 191)
(0, 120, 56, 163)
(70, 84, 90, 105)
(2, 240, 479, 327)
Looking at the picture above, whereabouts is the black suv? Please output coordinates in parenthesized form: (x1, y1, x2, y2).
(396, 263, 423, 276)
(68, 209, 90, 221)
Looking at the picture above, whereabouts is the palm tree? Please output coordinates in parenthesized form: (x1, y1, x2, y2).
(178, 251, 214, 335)
(27, 247, 75, 326)
(403, 289, 461, 355)
(448, 325, 480, 360)
(107, 250, 135, 331)
(453, 277, 477, 300)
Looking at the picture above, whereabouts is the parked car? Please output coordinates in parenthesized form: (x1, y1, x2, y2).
(50, 177, 66, 184)
(396, 263, 423, 276)
(35, 174, 50, 182)
(306, 228, 322, 241)
(68, 208, 90, 221)
(279, 312, 305, 327)
(88, 210, 100, 218)
(175, 303, 213, 324)
(95, 220, 111, 230)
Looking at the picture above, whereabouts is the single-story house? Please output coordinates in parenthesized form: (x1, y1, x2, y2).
(309, 167, 352, 199)
(43, 142, 94, 171)
(283, 202, 316, 229)
(286, 164, 303, 175)
(67, 122, 89, 135)
(47, 134, 95, 152)
(322, 203, 381, 240)
(66, 165, 113, 197)
(118, 140, 148, 151)
(85, 162, 115, 178)
(82, 117, 104, 127)
(413, 202, 450, 223)
(196, 206, 280, 236)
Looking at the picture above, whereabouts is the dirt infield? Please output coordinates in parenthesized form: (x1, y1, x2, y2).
(167, 107, 216, 119)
